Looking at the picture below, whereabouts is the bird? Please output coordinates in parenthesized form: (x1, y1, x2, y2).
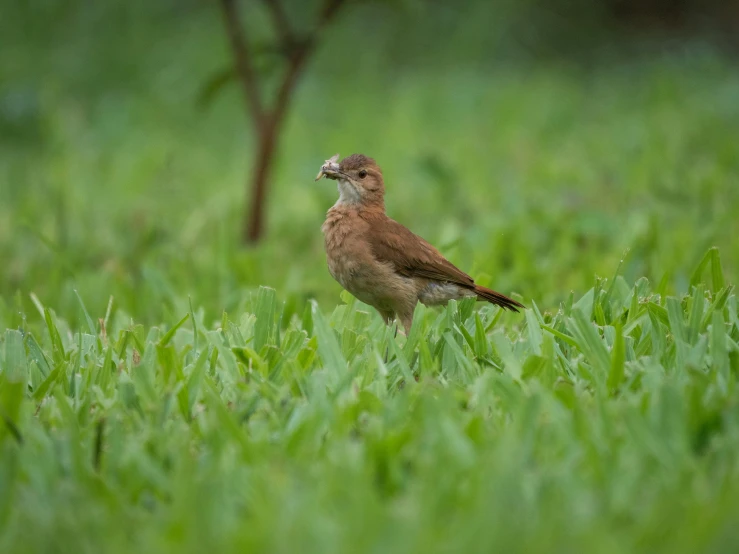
(315, 153, 523, 331)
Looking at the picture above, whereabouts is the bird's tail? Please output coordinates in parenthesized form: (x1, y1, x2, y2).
(473, 285, 525, 312)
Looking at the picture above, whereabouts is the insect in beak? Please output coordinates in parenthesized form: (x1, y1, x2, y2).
(315, 153, 341, 181)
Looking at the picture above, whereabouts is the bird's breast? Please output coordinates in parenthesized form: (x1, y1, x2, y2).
(322, 209, 401, 304)
(322, 209, 362, 286)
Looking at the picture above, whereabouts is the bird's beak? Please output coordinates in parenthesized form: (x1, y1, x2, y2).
(315, 154, 341, 181)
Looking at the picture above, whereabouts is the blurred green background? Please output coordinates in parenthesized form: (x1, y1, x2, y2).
(1, 0, 738, 323)
(3, 2, 739, 553)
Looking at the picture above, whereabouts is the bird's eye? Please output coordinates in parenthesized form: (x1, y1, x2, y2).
(358, 170, 367, 179)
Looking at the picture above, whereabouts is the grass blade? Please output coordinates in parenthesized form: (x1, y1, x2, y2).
(525, 309, 543, 356)
(73, 289, 96, 336)
(607, 322, 625, 393)
(569, 309, 610, 379)
(158, 314, 190, 348)
(310, 301, 348, 375)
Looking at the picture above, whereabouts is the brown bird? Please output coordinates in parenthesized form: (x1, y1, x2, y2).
(316, 153, 523, 331)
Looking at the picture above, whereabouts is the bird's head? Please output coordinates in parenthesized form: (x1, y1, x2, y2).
(315, 153, 385, 207)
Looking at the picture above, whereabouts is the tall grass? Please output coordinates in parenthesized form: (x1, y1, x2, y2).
(1, 248, 737, 553)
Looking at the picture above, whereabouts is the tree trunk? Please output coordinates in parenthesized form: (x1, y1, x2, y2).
(242, 48, 309, 244)
(216, 0, 348, 243)
(244, 119, 278, 243)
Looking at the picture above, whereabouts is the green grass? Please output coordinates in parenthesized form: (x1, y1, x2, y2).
(1, 4, 738, 328)
(1, 250, 738, 553)
(3, 2, 739, 551)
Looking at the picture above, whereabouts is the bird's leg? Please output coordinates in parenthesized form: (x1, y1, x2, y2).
(384, 324, 399, 364)
(379, 309, 396, 363)
(398, 307, 414, 337)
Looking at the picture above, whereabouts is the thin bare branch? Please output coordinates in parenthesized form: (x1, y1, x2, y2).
(229, 0, 350, 242)
(269, 0, 348, 123)
(217, 0, 264, 129)
(317, 0, 348, 28)
(260, 0, 294, 49)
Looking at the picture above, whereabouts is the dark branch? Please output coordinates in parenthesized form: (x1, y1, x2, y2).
(318, 0, 348, 28)
(217, 0, 264, 130)
(270, 0, 347, 122)
(260, 0, 295, 49)
(221, 0, 350, 243)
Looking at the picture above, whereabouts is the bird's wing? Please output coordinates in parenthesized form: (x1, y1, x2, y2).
(363, 215, 475, 287)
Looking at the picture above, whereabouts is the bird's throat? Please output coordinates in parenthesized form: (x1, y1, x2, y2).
(336, 179, 362, 205)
